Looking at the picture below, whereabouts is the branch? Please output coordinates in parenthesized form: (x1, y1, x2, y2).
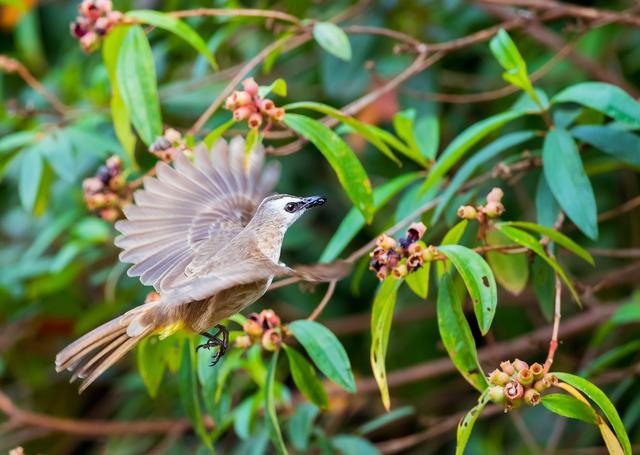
(169, 8, 302, 26)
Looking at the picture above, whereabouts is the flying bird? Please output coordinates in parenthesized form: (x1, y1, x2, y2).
(56, 136, 346, 392)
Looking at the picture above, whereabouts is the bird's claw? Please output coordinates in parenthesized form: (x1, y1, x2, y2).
(196, 324, 229, 366)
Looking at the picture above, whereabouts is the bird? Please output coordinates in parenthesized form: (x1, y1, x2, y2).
(55, 136, 347, 392)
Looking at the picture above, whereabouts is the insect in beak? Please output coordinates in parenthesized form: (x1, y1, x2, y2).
(302, 196, 327, 209)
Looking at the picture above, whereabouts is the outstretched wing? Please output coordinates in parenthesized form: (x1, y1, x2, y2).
(114, 136, 279, 293)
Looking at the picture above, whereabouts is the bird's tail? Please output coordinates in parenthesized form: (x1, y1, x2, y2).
(55, 302, 158, 393)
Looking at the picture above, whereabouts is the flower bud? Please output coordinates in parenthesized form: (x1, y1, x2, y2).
(500, 360, 515, 376)
(408, 243, 423, 256)
(107, 10, 122, 23)
(235, 335, 252, 349)
(386, 250, 401, 268)
(407, 253, 424, 271)
(504, 381, 524, 401)
(545, 373, 558, 386)
(94, 17, 110, 35)
(70, 21, 88, 38)
(109, 174, 125, 191)
(79, 31, 98, 52)
(530, 362, 544, 380)
(369, 258, 382, 272)
(406, 222, 426, 243)
(150, 136, 171, 152)
(483, 201, 505, 218)
(164, 128, 182, 144)
(376, 265, 389, 281)
(489, 368, 510, 386)
(100, 207, 120, 222)
(233, 106, 252, 121)
(261, 309, 281, 329)
(486, 187, 504, 204)
(83, 177, 104, 194)
(95, 0, 112, 12)
(488, 386, 505, 404)
(248, 113, 263, 129)
(106, 155, 121, 171)
(370, 246, 385, 257)
(261, 329, 281, 351)
(243, 318, 263, 337)
(271, 108, 285, 121)
(232, 90, 252, 107)
(534, 377, 551, 392)
(79, 0, 100, 19)
(392, 263, 408, 279)
(512, 358, 529, 372)
(242, 77, 259, 97)
(224, 96, 236, 110)
(524, 388, 540, 406)
(259, 99, 275, 113)
(88, 193, 106, 209)
(376, 234, 396, 250)
(421, 245, 437, 262)
(517, 368, 533, 386)
(457, 205, 477, 220)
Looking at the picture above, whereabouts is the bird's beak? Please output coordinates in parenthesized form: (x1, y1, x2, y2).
(302, 196, 327, 209)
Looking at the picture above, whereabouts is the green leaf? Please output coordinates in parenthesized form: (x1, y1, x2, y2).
(313, 22, 352, 61)
(500, 221, 594, 265)
(357, 406, 414, 435)
(288, 320, 356, 393)
(579, 340, 640, 378)
(405, 262, 430, 299)
(611, 301, 640, 325)
(496, 224, 580, 304)
(103, 26, 136, 166)
(436, 220, 468, 278)
(438, 245, 497, 335)
(0, 131, 36, 181)
(532, 255, 554, 321)
(535, 173, 560, 228)
(137, 336, 166, 398)
(572, 125, 640, 166)
(284, 101, 401, 165)
(127, 10, 218, 70)
(543, 128, 598, 239)
(541, 393, 598, 424)
(485, 229, 529, 295)
(179, 337, 212, 450)
(203, 118, 235, 147)
(284, 345, 329, 409)
(320, 172, 421, 262)
(552, 82, 640, 128)
(554, 372, 632, 455)
(283, 113, 374, 221)
(420, 110, 527, 194)
(433, 131, 536, 222)
(259, 78, 287, 97)
(370, 278, 401, 410)
(437, 274, 488, 391)
(456, 389, 490, 455)
(489, 29, 537, 103)
(415, 114, 439, 160)
(286, 403, 319, 452)
(116, 25, 163, 146)
(264, 351, 288, 455)
(19, 147, 52, 215)
(331, 435, 380, 455)
(393, 110, 425, 165)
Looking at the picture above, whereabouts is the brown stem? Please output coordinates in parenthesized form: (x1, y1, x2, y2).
(308, 280, 337, 321)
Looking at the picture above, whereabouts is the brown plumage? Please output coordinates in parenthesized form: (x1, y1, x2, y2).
(55, 136, 347, 392)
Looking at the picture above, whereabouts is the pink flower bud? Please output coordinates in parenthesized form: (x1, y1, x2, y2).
(70, 20, 88, 38)
(376, 266, 389, 281)
(83, 177, 104, 194)
(259, 99, 275, 113)
(248, 113, 263, 129)
(101, 207, 120, 222)
(95, 0, 112, 13)
(242, 77, 259, 97)
(524, 388, 540, 406)
(483, 201, 505, 218)
(233, 106, 252, 121)
(500, 360, 515, 376)
(232, 90, 252, 106)
(261, 329, 281, 352)
(457, 205, 477, 220)
(79, 0, 99, 19)
(406, 222, 426, 243)
(489, 369, 510, 386)
(235, 335, 252, 349)
(513, 358, 529, 372)
(107, 10, 123, 24)
(486, 187, 504, 204)
(106, 155, 121, 171)
(243, 318, 263, 337)
(271, 108, 285, 122)
(261, 309, 281, 329)
(407, 243, 423, 256)
(164, 128, 182, 144)
(79, 31, 99, 52)
(94, 17, 110, 35)
(376, 234, 396, 250)
(392, 263, 408, 279)
(224, 96, 236, 111)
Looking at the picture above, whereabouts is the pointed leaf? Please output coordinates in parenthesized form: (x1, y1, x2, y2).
(572, 125, 640, 166)
(437, 274, 489, 391)
(370, 278, 401, 410)
(541, 393, 598, 424)
(179, 337, 212, 450)
(288, 320, 356, 393)
(543, 128, 598, 239)
(456, 389, 490, 455)
(284, 113, 374, 221)
(313, 22, 352, 61)
(116, 25, 163, 146)
(265, 351, 288, 455)
(438, 245, 498, 335)
(137, 336, 166, 398)
(286, 403, 319, 452)
(405, 262, 430, 299)
(485, 229, 529, 295)
(436, 220, 468, 278)
(284, 345, 329, 409)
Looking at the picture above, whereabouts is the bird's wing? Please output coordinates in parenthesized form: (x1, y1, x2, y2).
(114, 136, 279, 293)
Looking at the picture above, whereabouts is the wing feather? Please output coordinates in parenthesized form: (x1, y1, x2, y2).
(115, 137, 279, 292)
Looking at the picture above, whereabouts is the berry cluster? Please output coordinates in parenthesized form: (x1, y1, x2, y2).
(224, 78, 285, 130)
(82, 155, 130, 222)
(70, 0, 123, 52)
(149, 128, 191, 162)
(458, 187, 505, 221)
(487, 359, 557, 411)
(370, 222, 434, 281)
(236, 309, 284, 352)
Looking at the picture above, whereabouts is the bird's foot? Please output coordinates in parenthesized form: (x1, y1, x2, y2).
(196, 324, 229, 366)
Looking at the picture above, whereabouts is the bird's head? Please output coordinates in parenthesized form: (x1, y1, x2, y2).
(254, 194, 327, 229)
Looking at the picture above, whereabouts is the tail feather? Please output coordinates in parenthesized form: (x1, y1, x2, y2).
(55, 304, 158, 392)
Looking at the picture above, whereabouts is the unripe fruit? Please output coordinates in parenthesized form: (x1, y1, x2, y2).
(500, 360, 515, 376)
(235, 335, 252, 348)
(512, 358, 529, 372)
(483, 201, 505, 218)
(232, 90, 252, 106)
(517, 368, 533, 386)
(407, 243, 423, 256)
(534, 377, 551, 392)
(259, 99, 275, 113)
(233, 106, 252, 121)
(261, 309, 281, 329)
(524, 388, 540, 406)
(261, 329, 281, 351)
(271, 108, 285, 121)
(489, 369, 510, 386)
(392, 263, 408, 279)
(457, 205, 477, 220)
(243, 319, 263, 337)
(376, 234, 396, 250)
(530, 362, 544, 380)
(248, 113, 262, 129)
(488, 386, 505, 404)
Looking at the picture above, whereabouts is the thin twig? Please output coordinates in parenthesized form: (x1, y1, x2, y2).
(308, 280, 337, 321)
(543, 274, 561, 374)
(169, 8, 302, 26)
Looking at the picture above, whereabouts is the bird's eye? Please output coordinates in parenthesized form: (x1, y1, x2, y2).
(285, 202, 297, 213)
